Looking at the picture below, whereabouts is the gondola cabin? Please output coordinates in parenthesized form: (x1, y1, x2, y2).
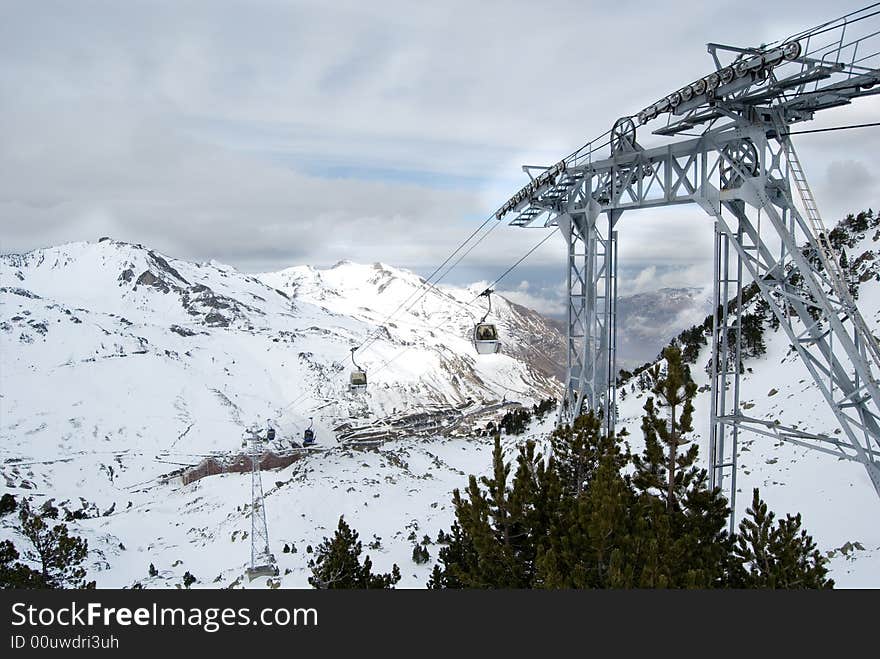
(350, 369, 367, 391)
(473, 289, 501, 355)
(303, 418, 316, 446)
(473, 322, 500, 354)
(349, 347, 367, 391)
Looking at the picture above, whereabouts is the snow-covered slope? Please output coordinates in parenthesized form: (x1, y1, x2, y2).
(617, 212, 880, 587)
(0, 238, 562, 587)
(616, 287, 713, 367)
(4, 220, 880, 588)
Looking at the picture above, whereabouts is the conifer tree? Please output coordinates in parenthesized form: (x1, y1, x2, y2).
(730, 489, 833, 588)
(411, 544, 430, 564)
(632, 345, 700, 511)
(17, 500, 94, 589)
(536, 433, 635, 588)
(428, 437, 558, 588)
(740, 313, 767, 357)
(427, 521, 477, 589)
(630, 346, 731, 587)
(549, 412, 626, 497)
(0, 493, 16, 516)
(0, 540, 46, 589)
(308, 516, 401, 589)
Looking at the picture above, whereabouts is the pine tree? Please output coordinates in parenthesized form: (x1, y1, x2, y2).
(428, 437, 558, 588)
(632, 345, 700, 511)
(148, 563, 158, 577)
(731, 489, 833, 588)
(754, 297, 780, 331)
(17, 500, 94, 589)
(411, 544, 430, 564)
(182, 571, 196, 588)
(0, 540, 46, 589)
(740, 313, 767, 357)
(308, 516, 401, 589)
(549, 412, 625, 498)
(0, 493, 16, 516)
(427, 522, 477, 589)
(631, 346, 731, 587)
(535, 433, 635, 588)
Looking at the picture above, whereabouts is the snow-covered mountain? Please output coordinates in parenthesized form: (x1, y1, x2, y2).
(3, 218, 880, 589)
(616, 287, 713, 367)
(616, 211, 880, 587)
(0, 238, 563, 588)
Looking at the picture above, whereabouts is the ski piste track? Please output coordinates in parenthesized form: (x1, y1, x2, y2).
(487, 4, 880, 525)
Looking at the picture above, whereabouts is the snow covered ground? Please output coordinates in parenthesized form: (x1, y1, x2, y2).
(616, 218, 880, 588)
(2, 231, 879, 588)
(0, 239, 561, 588)
(68, 416, 557, 590)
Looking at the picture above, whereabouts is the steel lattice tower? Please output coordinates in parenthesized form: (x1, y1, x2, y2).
(494, 5, 880, 525)
(246, 429, 277, 581)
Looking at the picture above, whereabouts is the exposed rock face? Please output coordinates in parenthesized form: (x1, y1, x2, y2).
(135, 270, 171, 293)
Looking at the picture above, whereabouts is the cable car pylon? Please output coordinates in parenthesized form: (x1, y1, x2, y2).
(491, 4, 880, 520)
(245, 427, 278, 582)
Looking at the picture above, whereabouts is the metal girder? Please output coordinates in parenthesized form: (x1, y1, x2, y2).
(556, 203, 619, 434)
(707, 219, 744, 533)
(247, 431, 276, 580)
(517, 114, 880, 515)
(499, 11, 880, 520)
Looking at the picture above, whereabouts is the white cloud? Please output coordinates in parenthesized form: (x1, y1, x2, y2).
(501, 288, 565, 317)
(623, 264, 714, 296)
(1, 0, 877, 288)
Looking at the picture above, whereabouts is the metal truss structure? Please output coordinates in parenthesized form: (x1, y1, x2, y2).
(494, 5, 880, 516)
(246, 429, 278, 581)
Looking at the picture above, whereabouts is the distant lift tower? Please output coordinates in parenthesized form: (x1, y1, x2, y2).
(246, 428, 278, 581)
(493, 5, 880, 525)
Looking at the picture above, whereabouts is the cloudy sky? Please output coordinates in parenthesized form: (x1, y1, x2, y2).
(2, 0, 879, 316)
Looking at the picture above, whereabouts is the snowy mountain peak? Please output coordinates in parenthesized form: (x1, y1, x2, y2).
(2, 238, 565, 451)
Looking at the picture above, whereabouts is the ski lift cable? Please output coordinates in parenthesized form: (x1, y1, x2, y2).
(357, 215, 505, 355)
(238, 225, 544, 433)
(780, 121, 880, 136)
(272, 171, 551, 418)
(357, 225, 496, 354)
(352, 215, 497, 355)
(369, 228, 557, 378)
(356, 219, 504, 356)
(362, 212, 541, 360)
(472, 229, 557, 300)
(789, 4, 880, 45)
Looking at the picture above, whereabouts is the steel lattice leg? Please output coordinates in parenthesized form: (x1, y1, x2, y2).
(708, 216, 743, 533)
(557, 203, 618, 433)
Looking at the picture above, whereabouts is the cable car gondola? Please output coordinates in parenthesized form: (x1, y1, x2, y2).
(473, 289, 501, 355)
(303, 417, 316, 446)
(349, 347, 367, 391)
